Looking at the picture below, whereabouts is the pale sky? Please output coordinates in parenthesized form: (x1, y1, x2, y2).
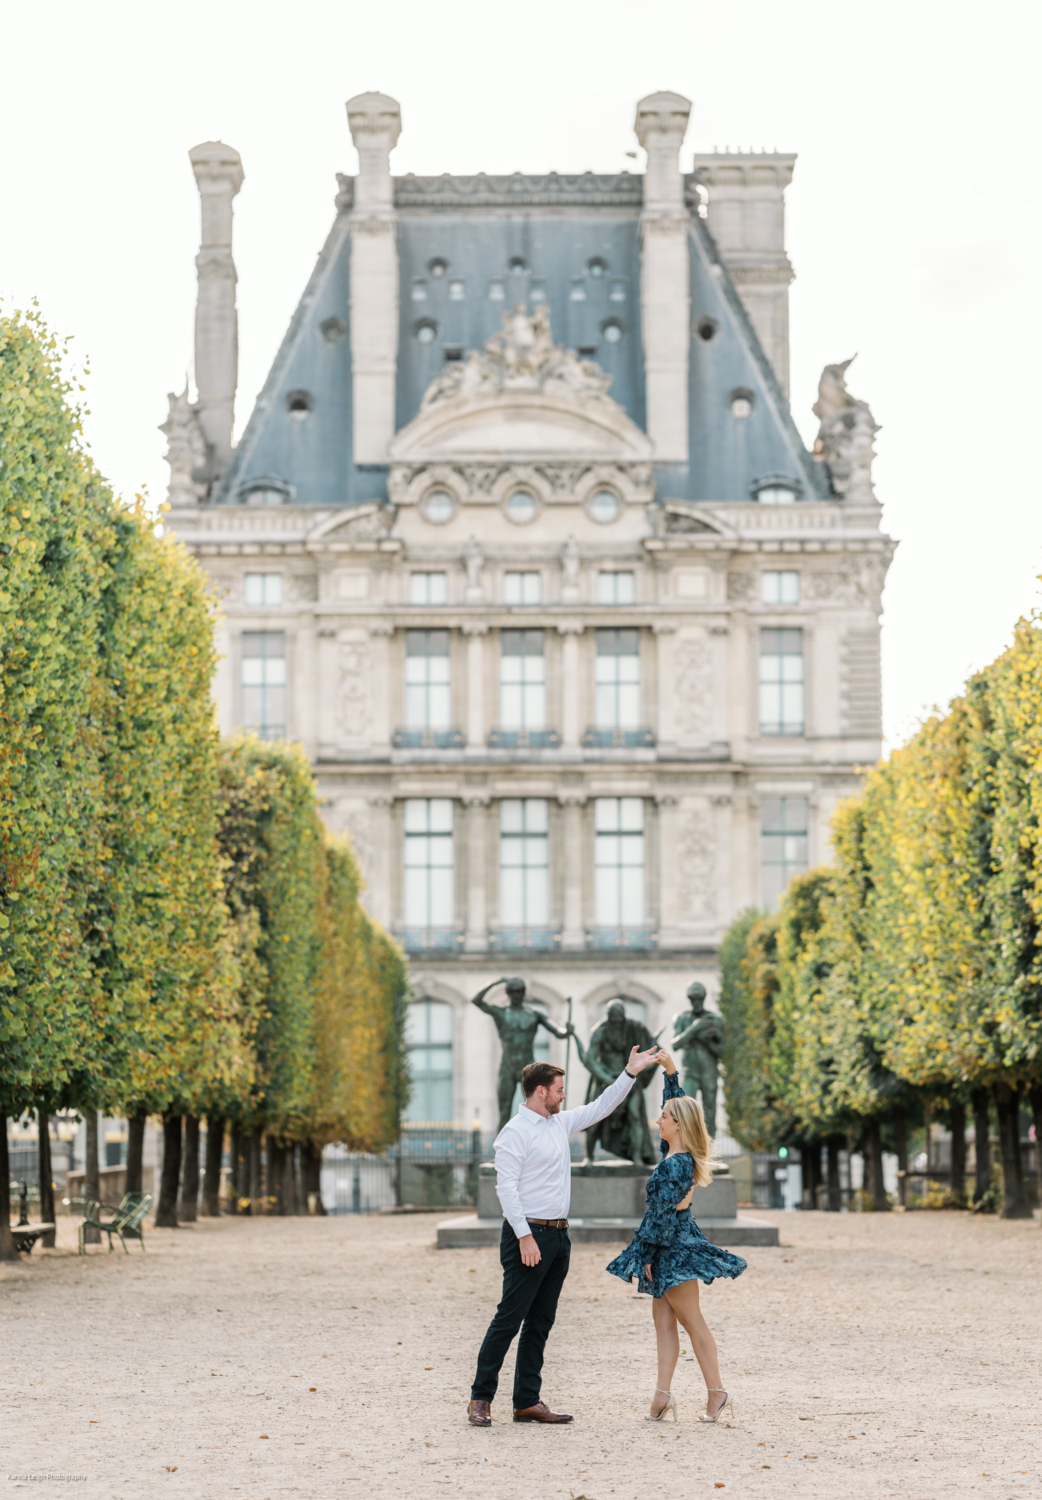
(2, 0, 1038, 749)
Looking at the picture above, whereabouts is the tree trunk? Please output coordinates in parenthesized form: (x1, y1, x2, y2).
(302, 1140, 326, 1214)
(0, 1118, 19, 1260)
(83, 1110, 101, 1243)
(201, 1118, 224, 1217)
(247, 1129, 262, 1214)
(37, 1109, 56, 1248)
(995, 1083, 1032, 1219)
(1029, 1084, 1042, 1211)
(893, 1110, 908, 1208)
(125, 1110, 146, 1196)
(267, 1137, 285, 1215)
(179, 1115, 200, 1222)
(866, 1120, 889, 1211)
(229, 1124, 242, 1211)
(155, 1113, 183, 1228)
(972, 1088, 991, 1203)
(950, 1097, 967, 1204)
(826, 1136, 842, 1211)
(292, 1144, 305, 1216)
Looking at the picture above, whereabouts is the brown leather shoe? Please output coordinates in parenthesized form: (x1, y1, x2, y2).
(513, 1401, 573, 1423)
(467, 1399, 492, 1427)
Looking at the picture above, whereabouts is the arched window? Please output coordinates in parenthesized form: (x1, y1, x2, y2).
(598, 996, 648, 1026)
(404, 1000, 454, 1122)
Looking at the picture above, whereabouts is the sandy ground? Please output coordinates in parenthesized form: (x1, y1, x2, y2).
(1, 1207, 1040, 1500)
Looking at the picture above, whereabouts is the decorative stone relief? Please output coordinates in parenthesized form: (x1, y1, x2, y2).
(726, 572, 755, 602)
(806, 556, 888, 612)
(812, 358, 880, 503)
(160, 386, 207, 505)
(337, 631, 374, 741)
(675, 802, 716, 922)
(672, 630, 713, 742)
(419, 304, 614, 410)
(463, 535, 484, 601)
(288, 574, 319, 603)
(335, 798, 373, 878)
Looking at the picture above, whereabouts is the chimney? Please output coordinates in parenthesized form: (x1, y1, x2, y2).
(189, 141, 244, 481)
(346, 92, 401, 465)
(635, 92, 692, 463)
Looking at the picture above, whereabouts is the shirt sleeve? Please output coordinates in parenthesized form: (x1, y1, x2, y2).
(494, 1130, 531, 1240)
(559, 1069, 636, 1137)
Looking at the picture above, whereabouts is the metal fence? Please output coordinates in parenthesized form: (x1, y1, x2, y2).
(321, 1125, 497, 1215)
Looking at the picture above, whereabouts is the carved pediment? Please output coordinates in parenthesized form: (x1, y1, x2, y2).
(657, 503, 736, 537)
(390, 306, 654, 463)
(307, 503, 396, 547)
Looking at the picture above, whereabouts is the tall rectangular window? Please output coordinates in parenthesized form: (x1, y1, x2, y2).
(406, 630, 451, 729)
(403, 1000, 454, 1121)
(503, 572, 542, 605)
(760, 797, 809, 908)
(410, 572, 448, 605)
(595, 628, 640, 729)
(500, 630, 545, 730)
(245, 573, 283, 606)
(499, 799, 549, 929)
(759, 628, 804, 736)
(241, 632, 286, 739)
(761, 570, 800, 605)
(594, 797, 645, 927)
(597, 571, 635, 605)
(404, 799, 454, 930)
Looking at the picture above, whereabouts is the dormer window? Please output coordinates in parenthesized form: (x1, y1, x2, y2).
(489, 279, 505, 301)
(587, 257, 608, 278)
(237, 475, 294, 506)
(449, 279, 465, 301)
(508, 256, 529, 274)
(286, 390, 313, 421)
(428, 258, 448, 278)
(729, 389, 754, 419)
(601, 319, 624, 345)
(411, 279, 428, 301)
(414, 320, 438, 345)
(752, 475, 802, 505)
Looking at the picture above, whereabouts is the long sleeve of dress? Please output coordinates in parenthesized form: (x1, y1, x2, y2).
(658, 1071, 686, 1155)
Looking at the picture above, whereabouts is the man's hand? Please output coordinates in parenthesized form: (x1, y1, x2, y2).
(625, 1044, 659, 1077)
(519, 1233, 541, 1268)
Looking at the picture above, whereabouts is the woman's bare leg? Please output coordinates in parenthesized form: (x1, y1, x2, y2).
(650, 1296, 680, 1415)
(663, 1279, 726, 1417)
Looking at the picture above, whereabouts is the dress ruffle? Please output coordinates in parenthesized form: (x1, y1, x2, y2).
(605, 1072, 748, 1296)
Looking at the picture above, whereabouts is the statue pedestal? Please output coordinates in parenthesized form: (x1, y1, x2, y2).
(437, 1160, 779, 1249)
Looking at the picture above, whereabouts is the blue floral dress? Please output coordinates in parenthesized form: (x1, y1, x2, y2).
(606, 1073, 748, 1298)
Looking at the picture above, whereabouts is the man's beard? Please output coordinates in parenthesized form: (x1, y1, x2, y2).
(547, 1098, 564, 1114)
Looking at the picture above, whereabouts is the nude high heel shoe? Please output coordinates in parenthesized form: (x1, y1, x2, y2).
(645, 1388, 678, 1422)
(699, 1388, 734, 1424)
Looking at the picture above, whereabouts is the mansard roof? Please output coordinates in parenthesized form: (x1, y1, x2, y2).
(216, 172, 826, 508)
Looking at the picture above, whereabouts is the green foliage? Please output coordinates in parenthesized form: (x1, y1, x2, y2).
(718, 909, 789, 1151)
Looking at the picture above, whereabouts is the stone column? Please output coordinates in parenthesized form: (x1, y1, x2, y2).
(294, 612, 318, 760)
(653, 622, 676, 748)
(635, 92, 691, 462)
(462, 624, 488, 750)
(463, 795, 490, 953)
(557, 623, 584, 752)
(189, 142, 244, 479)
(366, 796, 394, 929)
(559, 795, 586, 950)
(346, 93, 401, 464)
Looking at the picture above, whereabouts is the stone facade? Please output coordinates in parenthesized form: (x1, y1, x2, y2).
(165, 91, 895, 1133)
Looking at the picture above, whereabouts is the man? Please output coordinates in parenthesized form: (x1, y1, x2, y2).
(471, 976, 574, 1132)
(671, 981, 725, 1138)
(467, 1042, 660, 1427)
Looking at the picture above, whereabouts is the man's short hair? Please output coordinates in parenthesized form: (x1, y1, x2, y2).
(522, 1062, 565, 1097)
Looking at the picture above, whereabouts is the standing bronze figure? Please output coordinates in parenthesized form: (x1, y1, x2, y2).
(671, 982, 725, 1138)
(471, 977, 574, 1132)
(574, 1000, 659, 1165)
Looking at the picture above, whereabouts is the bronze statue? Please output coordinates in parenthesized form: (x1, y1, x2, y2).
(574, 1000, 659, 1165)
(471, 977, 573, 1131)
(671, 981, 725, 1138)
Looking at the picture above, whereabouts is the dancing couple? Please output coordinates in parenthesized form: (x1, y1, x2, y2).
(467, 1044, 746, 1427)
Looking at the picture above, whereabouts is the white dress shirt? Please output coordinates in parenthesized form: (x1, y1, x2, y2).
(493, 1070, 637, 1239)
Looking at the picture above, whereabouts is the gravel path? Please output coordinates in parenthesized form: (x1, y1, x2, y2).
(1, 1206, 1040, 1499)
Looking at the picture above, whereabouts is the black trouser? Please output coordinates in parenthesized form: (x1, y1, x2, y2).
(471, 1222, 571, 1408)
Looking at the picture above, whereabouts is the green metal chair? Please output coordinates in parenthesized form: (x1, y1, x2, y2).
(77, 1192, 154, 1254)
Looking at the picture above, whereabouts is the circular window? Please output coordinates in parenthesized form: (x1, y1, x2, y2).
(414, 319, 439, 345)
(422, 491, 455, 524)
(505, 491, 538, 525)
(695, 317, 718, 342)
(601, 318, 625, 346)
(428, 257, 448, 278)
(587, 257, 608, 278)
(729, 390, 754, 419)
(588, 490, 620, 523)
(286, 390, 313, 421)
(508, 256, 529, 274)
(319, 316, 347, 344)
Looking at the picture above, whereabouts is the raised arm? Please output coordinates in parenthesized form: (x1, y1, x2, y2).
(536, 1008, 573, 1043)
(572, 1033, 615, 1086)
(471, 978, 509, 1017)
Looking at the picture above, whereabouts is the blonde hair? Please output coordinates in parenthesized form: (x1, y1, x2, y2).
(663, 1095, 723, 1188)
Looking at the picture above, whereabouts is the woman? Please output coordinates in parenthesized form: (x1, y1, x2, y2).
(606, 1050, 746, 1423)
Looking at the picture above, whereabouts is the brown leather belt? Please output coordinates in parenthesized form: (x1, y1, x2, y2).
(528, 1218, 568, 1229)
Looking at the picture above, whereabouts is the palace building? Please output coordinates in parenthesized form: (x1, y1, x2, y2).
(163, 91, 894, 1130)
